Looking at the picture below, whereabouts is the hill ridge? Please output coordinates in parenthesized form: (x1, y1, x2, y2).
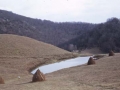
(0, 34, 70, 57)
(0, 9, 95, 47)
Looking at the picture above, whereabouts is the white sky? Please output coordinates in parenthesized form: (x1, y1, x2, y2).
(0, 0, 120, 23)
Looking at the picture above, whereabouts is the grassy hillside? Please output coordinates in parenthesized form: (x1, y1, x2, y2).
(0, 34, 76, 81)
(0, 34, 70, 57)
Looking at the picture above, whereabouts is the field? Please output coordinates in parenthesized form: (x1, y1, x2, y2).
(0, 34, 120, 90)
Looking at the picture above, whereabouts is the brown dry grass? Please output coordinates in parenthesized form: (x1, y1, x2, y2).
(0, 34, 76, 81)
(80, 48, 103, 56)
(0, 34, 71, 57)
(1, 53, 120, 90)
(0, 34, 120, 90)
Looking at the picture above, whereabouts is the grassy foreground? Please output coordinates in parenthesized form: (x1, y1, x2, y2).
(0, 54, 120, 90)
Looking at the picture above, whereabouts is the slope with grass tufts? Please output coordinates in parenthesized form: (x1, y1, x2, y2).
(0, 34, 70, 57)
(0, 34, 75, 81)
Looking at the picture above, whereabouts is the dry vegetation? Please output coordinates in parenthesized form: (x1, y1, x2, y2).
(80, 48, 103, 56)
(0, 34, 76, 81)
(0, 34, 120, 90)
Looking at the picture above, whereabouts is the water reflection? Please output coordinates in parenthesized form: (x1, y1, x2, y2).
(31, 56, 90, 74)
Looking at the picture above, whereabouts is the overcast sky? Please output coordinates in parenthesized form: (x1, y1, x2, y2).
(0, 0, 120, 23)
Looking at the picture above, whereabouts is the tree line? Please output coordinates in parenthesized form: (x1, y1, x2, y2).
(59, 18, 120, 53)
(0, 10, 120, 53)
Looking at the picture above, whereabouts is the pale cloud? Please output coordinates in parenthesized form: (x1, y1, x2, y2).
(0, 0, 120, 23)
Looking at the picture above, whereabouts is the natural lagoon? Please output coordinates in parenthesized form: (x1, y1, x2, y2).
(31, 56, 91, 74)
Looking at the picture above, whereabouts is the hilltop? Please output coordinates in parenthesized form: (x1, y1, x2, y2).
(0, 34, 70, 57)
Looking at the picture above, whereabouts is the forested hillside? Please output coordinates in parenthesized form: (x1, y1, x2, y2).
(59, 18, 120, 53)
(0, 10, 95, 46)
(0, 10, 120, 53)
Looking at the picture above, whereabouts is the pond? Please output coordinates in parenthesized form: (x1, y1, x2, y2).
(31, 56, 91, 74)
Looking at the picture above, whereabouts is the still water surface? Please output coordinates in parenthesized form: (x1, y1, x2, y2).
(31, 56, 90, 74)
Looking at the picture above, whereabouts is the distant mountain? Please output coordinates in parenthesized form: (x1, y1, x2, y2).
(0, 10, 95, 47)
(60, 18, 120, 53)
